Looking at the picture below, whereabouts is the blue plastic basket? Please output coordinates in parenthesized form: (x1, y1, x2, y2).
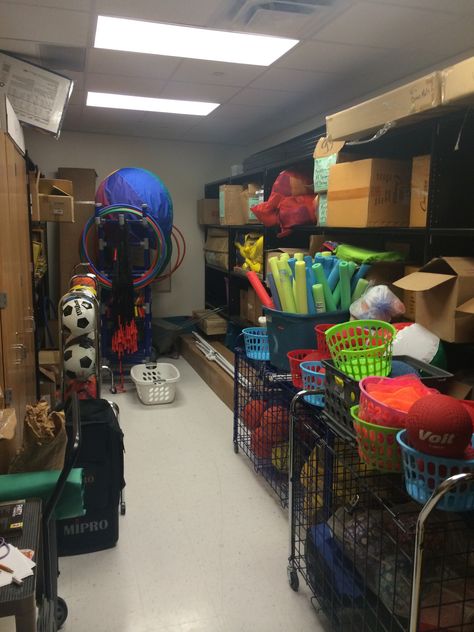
(300, 360, 325, 407)
(397, 430, 474, 511)
(242, 327, 270, 361)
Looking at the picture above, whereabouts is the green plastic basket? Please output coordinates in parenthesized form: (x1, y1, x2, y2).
(325, 319, 396, 380)
(350, 405, 402, 473)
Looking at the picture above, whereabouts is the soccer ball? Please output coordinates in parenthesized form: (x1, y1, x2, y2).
(65, 331, 95, 347)
(63, 339, 96, 381)
(61, 297, 95, 336)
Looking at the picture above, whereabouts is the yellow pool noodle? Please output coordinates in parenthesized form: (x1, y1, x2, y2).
(295, 261, 308, 314)
(294, 252, 305, 261)
(277, 259, 296, 313)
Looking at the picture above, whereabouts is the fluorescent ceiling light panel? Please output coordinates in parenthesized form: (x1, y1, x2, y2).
(95, 15, 298, 66)
(86, 91, 219, 116)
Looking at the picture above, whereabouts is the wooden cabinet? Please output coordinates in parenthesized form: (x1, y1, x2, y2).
(0, 132, 36, 434)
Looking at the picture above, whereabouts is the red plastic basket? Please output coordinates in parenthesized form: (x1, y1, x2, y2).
(314, 323, 334, 358)
(359, 375, 438, 428)
(287, 349, 315, 388)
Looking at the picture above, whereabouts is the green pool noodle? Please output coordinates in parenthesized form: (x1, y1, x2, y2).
(333, 282, 341, 308)
(312, 262, 337, 312)
(295, 261, 308, 314)
(294, 252, 305, 261)
(339, 260, 352, 311)
(352, 278, 369, 302)
(312, 284, 326, 313)
(277, 260, 297, 313)
(269, 257, 284, 306)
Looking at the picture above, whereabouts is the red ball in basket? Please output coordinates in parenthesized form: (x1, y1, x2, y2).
(242, 399, 267, 431)
(406, 394, 472, 458)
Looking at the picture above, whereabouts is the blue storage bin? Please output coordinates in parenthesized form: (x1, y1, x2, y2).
(263, 307, 349, 371)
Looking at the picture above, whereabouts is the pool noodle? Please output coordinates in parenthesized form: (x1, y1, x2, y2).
(352, 278, 369, 302)
(327, 262, 340, 291)
(247, 271, 275, 309)
(312, 284, 326, 313)
(295, 261, 308, 314)
(287, 257, 296, 279)
(266, 273, 282, 311)
(277, 260, 296, 313)
(280, 253, 290, 262)
(351, 263, 371, 292)
(333, 282, 341, 308)
(313, 263, 337, 312)
(294, 252, 305, 261)
(268, 257, 283, 305)
(339, 261, 352, 311)
(305, 267, 317, 314)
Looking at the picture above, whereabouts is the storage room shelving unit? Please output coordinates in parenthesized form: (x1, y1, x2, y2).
(202, 109, 474, 340)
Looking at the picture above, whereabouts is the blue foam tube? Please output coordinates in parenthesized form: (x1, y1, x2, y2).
(267, 273, 282, 311)
(305, 265, 317, 314)
(287, 258, 296, 279)
(327, 262, 340, 291)
(351, 263, 371, 293)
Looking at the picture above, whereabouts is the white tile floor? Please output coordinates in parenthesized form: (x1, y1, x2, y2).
(1, 357, 327, 632)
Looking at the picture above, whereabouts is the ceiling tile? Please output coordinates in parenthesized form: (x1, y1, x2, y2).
(138, 111, 206, 131)
(62, 103, 83, 125)
(159, 82, 240, 103)
(313, 2, 457, 49)
(3, 0, 92, 9)
(87, 49, 180, 80)
(364, 0, 474, 14)
(277, 40, 388, 74)
(171, 59, 265, 88)
(0, 4, 89, 46)
(418, 16, 474, 55)
(249, 67, 328, 92)
(228, 87, 300, 111)
(95, 0, 223, 26)
(85, 73, 166, 98)
(68, 88, 85, 107)
(0, 37, 40, 57)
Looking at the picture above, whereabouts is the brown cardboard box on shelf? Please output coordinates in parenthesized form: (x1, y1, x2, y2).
(0, 408, 17, 473)
(240, 289, 248, 321)
(313, 137, 356, 193)
(204, 228, 229, 270)
(219, 184, 245, 225)
(192, 310, 228, 336)
(327, 158, 411, 228)
(197, 198, 219, 225)
(393, 257, 474, 342)
(57, 168, 97, 297)
(241, 183, 262, 223)
(442, 56, 474, 105)
(326, 72, 442, 141)
(247, 287, 263, 325)
(410, 155, 430, 227)
(400, 265, 419, 320)
(30, 174, 75, 222)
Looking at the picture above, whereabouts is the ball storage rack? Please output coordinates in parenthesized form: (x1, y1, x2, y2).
(287, 390, 474, 632)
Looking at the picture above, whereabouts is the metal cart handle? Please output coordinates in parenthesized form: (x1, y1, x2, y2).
(409, 471, 474, 632)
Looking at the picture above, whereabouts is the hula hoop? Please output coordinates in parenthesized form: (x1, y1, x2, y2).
(80, 204, 168, 288)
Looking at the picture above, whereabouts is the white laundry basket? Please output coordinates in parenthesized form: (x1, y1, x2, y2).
(130, 363, 180, 405)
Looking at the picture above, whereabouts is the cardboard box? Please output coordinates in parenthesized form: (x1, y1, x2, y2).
(241, 183, 263, 223)
(0, 408, 17, 473)
(30, 174, 75, 222)
(442, 56, 474, 105)
(318, 192, 328, 226)
(204, 228, 229, 270)
(240, 289, 248, 321)
(410, 155, 430, 227)
(57, 168, 97, 297)
(219, 184, 246, 225)
(326, 72, 442, 141)
(0, 94, 25, 154)
(313, 137, 355, 193)
(197, 199, 219, 225)
(393, 257, 474, 342)
(327, 158, 411, 228)
(192, 310, 228, 336)
(400, 265, 419, 321)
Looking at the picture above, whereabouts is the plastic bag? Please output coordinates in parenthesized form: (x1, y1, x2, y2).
(277, 195, 317, 237)
(350, 284, 405, 321)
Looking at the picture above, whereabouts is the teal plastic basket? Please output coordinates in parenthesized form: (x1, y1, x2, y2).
(242, 327, 269, 361)
(300, 360, 325, 407)
(397, 430, 474, 511)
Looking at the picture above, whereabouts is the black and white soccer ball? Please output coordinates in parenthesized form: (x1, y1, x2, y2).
(63, 339, 96, 381)
(61, 297, 95, 336)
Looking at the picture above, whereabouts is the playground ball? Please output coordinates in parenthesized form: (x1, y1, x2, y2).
(407, 394, 472, 458)
(250, 427, 272, 459)
(63, 339, 96, 381)
(61, 296, 95, 336)
(242, 399, 267, 431)
(272, 443, 289, 473)
(260, 405, 289, 440)
(95, 167, 173, 238)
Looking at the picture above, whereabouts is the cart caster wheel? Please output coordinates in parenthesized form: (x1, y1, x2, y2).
(110, 386, 117, 394)
(120, 502, 126, 515)
(56, 596, 68, 629)
(233, 443, 239, 454)
(288, 568, 299, 592)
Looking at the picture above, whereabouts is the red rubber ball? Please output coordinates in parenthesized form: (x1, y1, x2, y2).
(242, 399, 267, 431)
(406, 394, 472, 458)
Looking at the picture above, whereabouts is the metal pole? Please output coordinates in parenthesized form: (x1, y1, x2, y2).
(409, 472, 474, 632)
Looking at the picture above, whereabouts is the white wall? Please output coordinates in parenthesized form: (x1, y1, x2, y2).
(25, 129, 245, 317)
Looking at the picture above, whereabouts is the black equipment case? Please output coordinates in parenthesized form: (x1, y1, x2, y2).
(57, 399, 125, 555)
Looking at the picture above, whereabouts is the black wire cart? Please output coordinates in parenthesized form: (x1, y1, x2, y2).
(233, 347, 294, 507)
(287, 391, 474, 632)
(37, 393, 82, 631)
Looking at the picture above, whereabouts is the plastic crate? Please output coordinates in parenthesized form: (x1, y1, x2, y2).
(323, 356, 452, 441)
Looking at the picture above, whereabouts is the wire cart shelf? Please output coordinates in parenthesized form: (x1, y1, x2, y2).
(287, 392, 474, 632)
